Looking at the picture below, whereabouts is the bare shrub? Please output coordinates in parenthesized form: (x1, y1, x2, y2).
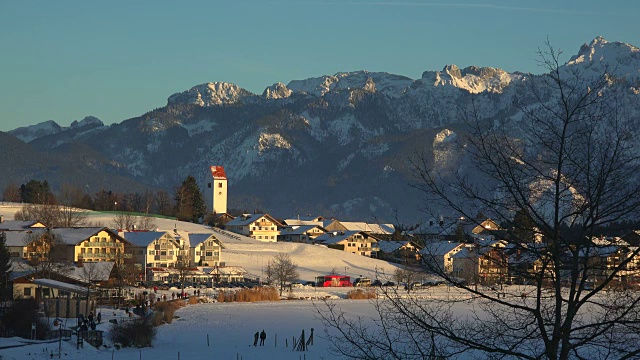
(153, 300, 184, 324)
(216, 287, 280, 302)
(346, 289, 377, 300)
(110, 317, 156, 348)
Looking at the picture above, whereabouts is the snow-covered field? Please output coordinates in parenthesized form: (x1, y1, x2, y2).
(0, 284, 485, 360)
(0, 299, 369, 360)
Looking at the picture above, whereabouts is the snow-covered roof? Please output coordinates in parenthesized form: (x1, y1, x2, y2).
(420, 241, 464, 256)
(0, 220, 46, 231)
(280, 225, 325, 236)
(189, 233, 224, 248)
(377, 240, 418, 253)
(283, 219, 322, 226)
(51, 227, 118, 245)
(226, 214, 282, 227)
(66, 262, 114, 282)
(315, 231, 377, 245)
(122, 231, 171, 247)
(210, 165, 227, 180)
(216, 266, 247, 275)
(32, 278, 93, 295)
(3, 229, 46, 247)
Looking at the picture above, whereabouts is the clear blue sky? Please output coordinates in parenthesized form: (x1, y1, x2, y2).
(0, 0, 638, 131)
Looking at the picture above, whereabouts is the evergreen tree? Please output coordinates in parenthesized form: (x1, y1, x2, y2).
(0, 232, 12, 301)
(20, 180, 55, 204)
(512, 208, 536, 243)
(174, 176, 206, 223)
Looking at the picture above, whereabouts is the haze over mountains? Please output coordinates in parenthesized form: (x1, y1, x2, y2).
(3, 37, 639, 222)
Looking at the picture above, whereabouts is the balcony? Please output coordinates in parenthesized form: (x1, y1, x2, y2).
(84, 241, 122, 248)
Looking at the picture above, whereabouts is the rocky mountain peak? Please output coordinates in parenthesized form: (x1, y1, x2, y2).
(70, 116, 104, 128)
(262, 82, 293, 99)
(167, 82, 255, 107)
(567, 36, 640, 80)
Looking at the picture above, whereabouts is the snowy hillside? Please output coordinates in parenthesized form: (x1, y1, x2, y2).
(0, 204, 402, 280)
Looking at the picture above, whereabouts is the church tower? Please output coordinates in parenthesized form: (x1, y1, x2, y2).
(204, 166, 227, 214)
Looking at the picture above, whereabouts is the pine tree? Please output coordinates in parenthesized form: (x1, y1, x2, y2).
(0, 232, 12, 301)
(174, 176, 206, 223)
(512, 208, 535, 243)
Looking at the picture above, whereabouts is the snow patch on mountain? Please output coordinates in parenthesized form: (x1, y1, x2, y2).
(300, 111, 327, 141)
(167, 82, 255, 107)
(327, 114, 381, 146)
(361, 142, 390, 159)
(257, 133, 292, 153)
(179, 119, 217, 137)
(337, 153, 356, 171)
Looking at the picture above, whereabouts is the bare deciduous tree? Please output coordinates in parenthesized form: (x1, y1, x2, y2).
(112, 213, 137, 231)
(265, 253, 299, 296)
(318, 41, 640, 359)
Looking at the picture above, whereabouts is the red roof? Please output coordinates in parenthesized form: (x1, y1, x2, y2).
(210, 165, 227, 180)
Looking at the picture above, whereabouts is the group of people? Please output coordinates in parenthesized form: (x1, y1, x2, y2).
(253, 330, 267, 346)
(78, 311, 101, 332)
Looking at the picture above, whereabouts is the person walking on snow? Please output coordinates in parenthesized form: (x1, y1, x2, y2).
(253, 331, 259, 346)
(259, 330, 266, 346)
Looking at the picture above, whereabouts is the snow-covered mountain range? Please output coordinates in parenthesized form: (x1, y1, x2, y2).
(3, 37, 640, 222)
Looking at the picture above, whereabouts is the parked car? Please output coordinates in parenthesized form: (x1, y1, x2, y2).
(371, 279, 383, 287)
(382, 281, 396, 287)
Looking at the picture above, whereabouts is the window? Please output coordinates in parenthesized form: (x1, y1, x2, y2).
(24, 287, 32, 296)
(169, 251, 174, 255)
(149, 250, 154, 255)
(218, 182, 223, 188)
(208, 182, 212, 188)
(43, 288, 50, 297)
(206, 251, 213, 257)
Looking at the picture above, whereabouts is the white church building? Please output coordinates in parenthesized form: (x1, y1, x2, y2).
(203, 165, 228, 214)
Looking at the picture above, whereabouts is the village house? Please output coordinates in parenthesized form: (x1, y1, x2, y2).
(414, 216, 502, 243)
(322, 219, 395, 236)
(314, 230, 379, 257)
(420, 241, 465, 274)
(189, 233, 224, 266)
(4, 227, 131, 264)
(225, 213, 282, 242)
(452, 240, 508, 285)
(580, 238, 640, 287)
(278, 225, 326, 243)
(207, 212, 235, 228)
(0, 216, 47, 231)
(122, 231, 185, 268)
(377, 240, 423, 265)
